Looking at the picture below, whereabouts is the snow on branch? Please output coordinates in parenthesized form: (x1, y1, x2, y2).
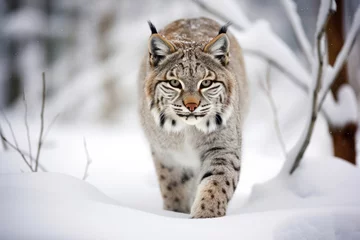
(235, 22, 311, 91)
(318, 6, 360, 110)
(316, 0, 337, 35)
(322, 85, 358, 127)
(280, 0, 313, 67)
(282, 0, 335, 175)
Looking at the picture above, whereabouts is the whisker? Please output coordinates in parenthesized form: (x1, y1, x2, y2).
(199, 107, 211, 112)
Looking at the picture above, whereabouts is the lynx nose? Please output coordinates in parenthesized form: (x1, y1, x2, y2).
(185, 103, 198, 112)
(183, 95, 200, 112)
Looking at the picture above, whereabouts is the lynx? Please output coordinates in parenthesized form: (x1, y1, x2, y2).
(138, 17, 248, 218)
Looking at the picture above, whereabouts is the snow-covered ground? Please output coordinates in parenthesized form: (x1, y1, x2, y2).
(1, 168, 359, 239)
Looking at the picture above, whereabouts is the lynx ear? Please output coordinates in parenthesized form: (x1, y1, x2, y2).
(147, 21, 175, 67)
(204, 23, 231, 65)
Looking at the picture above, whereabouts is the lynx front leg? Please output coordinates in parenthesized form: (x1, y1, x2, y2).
(154, 159, 195, 213)
(190, 147, 241, 218)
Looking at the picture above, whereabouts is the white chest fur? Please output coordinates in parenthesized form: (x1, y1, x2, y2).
(170, 142, 200, 169)
(166, 133, 201, 170)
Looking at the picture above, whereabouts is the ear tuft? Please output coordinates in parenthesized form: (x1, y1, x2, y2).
(147, 21, 175, 67)
(218, 22, 231, 35)
(204, 33, 230, 66)
(147, 21, 158, 34)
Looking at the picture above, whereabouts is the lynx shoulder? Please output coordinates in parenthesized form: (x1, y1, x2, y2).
(138, 17, 248, 218)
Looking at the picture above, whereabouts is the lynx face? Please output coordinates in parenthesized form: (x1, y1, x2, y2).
(145, 23, 234, 133)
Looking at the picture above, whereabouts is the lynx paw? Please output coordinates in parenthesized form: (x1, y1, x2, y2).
(190, 181, 228, 218)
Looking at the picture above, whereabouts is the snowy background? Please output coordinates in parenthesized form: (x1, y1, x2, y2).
(1, 0, 360, 239)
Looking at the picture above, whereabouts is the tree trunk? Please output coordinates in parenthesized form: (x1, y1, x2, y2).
(326, 0, 357, 165)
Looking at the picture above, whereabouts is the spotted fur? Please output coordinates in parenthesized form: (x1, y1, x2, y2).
(139, 18, 248, 218)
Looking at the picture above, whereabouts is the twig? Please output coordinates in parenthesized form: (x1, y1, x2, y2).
(0, 123, 8, 150)
(34, 72, 46, 172)
(280, 0, 313, 67)
(0, 133, 33, 171)
(288, 1, 333, 175)
(262, 64, 287, 157)
(1, 134, 34, 160)
(22, 90, 33, 167)
(43, 113, 60, 142)
(1, 109, 19, 148)
(0, 134, 48, 171)
(82, 138, 93, 180)
(0, 134, 47, 171)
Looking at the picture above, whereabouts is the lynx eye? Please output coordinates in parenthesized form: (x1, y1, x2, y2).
(169, 79, 181, 88)
(200, 80, 213, 88)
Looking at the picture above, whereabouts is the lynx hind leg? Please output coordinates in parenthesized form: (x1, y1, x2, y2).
(154, 160, 195, 213)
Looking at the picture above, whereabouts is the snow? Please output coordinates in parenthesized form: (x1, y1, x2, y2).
(323, 84, 358, 127)
(1, 156, 359, 239)
(242, 157, 360, 213)
(316, 0, 333, 37)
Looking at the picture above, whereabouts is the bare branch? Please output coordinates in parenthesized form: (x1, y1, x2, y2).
(34, 72, 46, 172)
(287, 2, 333, 175)
(22, 90, 33, 167)
(0, 134, 48, 171)
(82, 138, 93, 181)
(0, 133, 33, 171)
(2, 136, 47, 171)
(262, 64, 286, 157)
(280, 0, 313, 67)
(1, 134, 34, 160)
(43, 113, 60, 143)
